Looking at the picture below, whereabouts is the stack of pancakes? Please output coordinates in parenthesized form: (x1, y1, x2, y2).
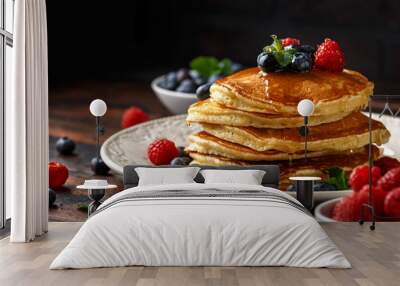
(186, 67, 390, 190)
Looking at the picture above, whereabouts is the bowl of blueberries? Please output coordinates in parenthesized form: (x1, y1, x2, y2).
(152, 56, 243, 114)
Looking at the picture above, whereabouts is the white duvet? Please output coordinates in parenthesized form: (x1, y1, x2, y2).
(50, 183, 350, 269)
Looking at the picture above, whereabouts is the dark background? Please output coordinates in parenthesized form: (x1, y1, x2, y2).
(46, 0, 400, 94)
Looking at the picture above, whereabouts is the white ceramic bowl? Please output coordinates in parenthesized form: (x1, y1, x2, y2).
(151, 75, 198, 114)
(314, 197, 342, 222)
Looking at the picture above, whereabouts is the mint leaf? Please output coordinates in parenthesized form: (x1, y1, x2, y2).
(262, 35, 296, 69)
(190, 56, 220, 78)
(77, 203, 88, 212)
(219, 58, 233, 75)
(324, 167, 349, 190)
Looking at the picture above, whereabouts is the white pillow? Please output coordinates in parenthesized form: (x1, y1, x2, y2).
(135, 167, 200, 186)
(200, 169, 266, 185)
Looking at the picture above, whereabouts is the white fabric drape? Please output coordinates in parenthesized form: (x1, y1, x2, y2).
(8, 0, 49, 242)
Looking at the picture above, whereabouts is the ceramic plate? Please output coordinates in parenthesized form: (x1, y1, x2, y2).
(101, 114, 400, 200)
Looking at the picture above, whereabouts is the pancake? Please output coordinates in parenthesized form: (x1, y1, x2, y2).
(187, 99, 353, 128)
(210, 67, 373, 115)
(200, 112, 390, 153)
(186, 131, 366, 161)
(189, 146, 381, 191)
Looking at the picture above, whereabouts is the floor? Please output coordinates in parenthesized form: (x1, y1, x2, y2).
(0, 222, 399, 286)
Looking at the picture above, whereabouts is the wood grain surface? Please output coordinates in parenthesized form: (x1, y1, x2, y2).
(1, 222, 399, 286)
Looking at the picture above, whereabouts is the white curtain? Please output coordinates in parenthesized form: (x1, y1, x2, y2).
(8, 0, 49, 242)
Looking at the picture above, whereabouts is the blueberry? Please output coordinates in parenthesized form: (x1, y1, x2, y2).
(232, 62, 244, 73)
(196, 83, 212, 100)
(176, 68, 190, 82)
(91, 157, 110, 175)
(176, 79, 197, 93)
(284, 44, 300, 51)
(298, 44, 316, 54)
(298, 126, 309, 137)
(170, 156, 192, 166)
(290, 52, 313, 73)
(314, 182, 337, 192)
(162, 72, 178, 90)
(189, 70, 201, 80)
(208, 74, 223, 83)
(193, 76, 206, 86)
(257, 52, 278, 73)
(287, 184, 296, 192)
(177, 146, 187, 157)
(56, 137, 76, 155)
(49, 188, 56, 207)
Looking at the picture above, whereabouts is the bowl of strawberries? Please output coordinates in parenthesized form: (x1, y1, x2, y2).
(315, 156, 400, 222)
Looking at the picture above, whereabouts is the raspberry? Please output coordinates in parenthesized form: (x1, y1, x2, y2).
(147, 139, 179, 165)
(314, 38, 345, 72)
(377, 167, 400, 191)
(349, 165, 381, 192)
(281, 37, 300, 47)
(332, 194, 358, 221)
(49, 161, 69, 189)
(374, 156, 400, 175)
(384, 187, 400, 218)
(121, 107, 149, 129)
(358, 185, 386, 217)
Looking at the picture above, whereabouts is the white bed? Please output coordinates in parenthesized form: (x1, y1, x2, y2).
(50, 179, 350, 269)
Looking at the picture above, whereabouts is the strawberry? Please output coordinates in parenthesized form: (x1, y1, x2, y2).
(147, 139, 180, 165)
(358, 185, 386, 217)
(121, 107, 150, 129)
(384, 187, 400, 217)
(377, 167, 400, 192)
(49, 161, 69, 189)
(349, 165, 381, 192)
(374, 156, 400, 175)
(314, 38, 345, 72)
(281, 37, 300, 47)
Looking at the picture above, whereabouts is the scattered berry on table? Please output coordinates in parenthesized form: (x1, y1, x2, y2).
(377, 167, 400, 191)
(349, 165, 381, 192)
(290, 52, 313, 73)
(56, 137, 76, 155)
(314, 38, 345, 72)
(48, 161, 69, 189)
(384, 187, 400, 218)
(147, 139, 180, 165)
(281, 37, 300, 47)
(49, 188, 56, 207)
(121, 107, 150, 129)
(374, 156, 400, 175)
(91, 157, 110, 176)
(170, 156, 192, 166)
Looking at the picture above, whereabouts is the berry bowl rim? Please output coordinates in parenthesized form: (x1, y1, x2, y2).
(314, 197, 341, 222)
(151, 75, 197, 99)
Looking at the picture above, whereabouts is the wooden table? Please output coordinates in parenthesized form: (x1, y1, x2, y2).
(49, 80, 170, 221)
